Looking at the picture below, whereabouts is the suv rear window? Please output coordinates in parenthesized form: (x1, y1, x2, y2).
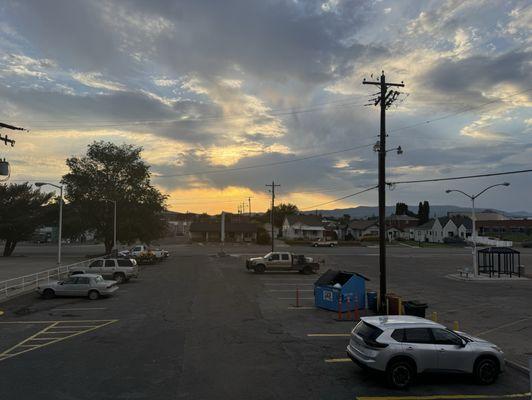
(391, 329, 405, 342)
(117, 259, 133, 267)
(354, 321, 383, 341)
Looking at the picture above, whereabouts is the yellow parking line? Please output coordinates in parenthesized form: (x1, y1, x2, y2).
(325, 358, 351, 363)
(42, 330, 86, 334)
(308, 333, 350, 337)
(0, 319, 118, 361)
(355, 392, 531, 400)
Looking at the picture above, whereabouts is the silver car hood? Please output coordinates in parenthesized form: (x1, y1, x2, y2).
(456, 331, 490, 344)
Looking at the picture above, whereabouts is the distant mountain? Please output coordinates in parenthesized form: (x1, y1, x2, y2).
(306, 205, 532, 219)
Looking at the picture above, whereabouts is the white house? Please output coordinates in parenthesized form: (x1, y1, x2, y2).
(411, 217, 472, 243)
(282, 215, 325, 240)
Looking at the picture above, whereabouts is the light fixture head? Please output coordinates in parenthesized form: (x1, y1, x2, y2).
(445, 190, 452, 194)
(34, 182, 46, 187)
(503, 182, 510, 186)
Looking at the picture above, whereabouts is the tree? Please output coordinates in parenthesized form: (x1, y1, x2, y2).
(395, 202, 408, 215)
(62, 141, 167, 253)
(417, 201, 430, 225)
(263, 203, 299, 228)
(0, 183, 52, 256)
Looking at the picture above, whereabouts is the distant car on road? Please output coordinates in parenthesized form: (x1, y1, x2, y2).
(311, 238, 338, 247)
(346, 315, 504, 389)
(119, 245, 169, 261)
(37, 274, 118, 300)
(70, 258, 138, 284)
(246, 252, 319, 274)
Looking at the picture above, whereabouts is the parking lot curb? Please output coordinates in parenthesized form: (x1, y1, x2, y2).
(506, 359, 530, 376)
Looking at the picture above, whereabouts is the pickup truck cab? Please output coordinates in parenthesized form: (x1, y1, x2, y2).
(246, 252, 319, 274)
(70, 258, 138, 284)
(312, 238, 338, 247)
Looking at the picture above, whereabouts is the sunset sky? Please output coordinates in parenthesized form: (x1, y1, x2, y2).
(0, 0, 531, 214)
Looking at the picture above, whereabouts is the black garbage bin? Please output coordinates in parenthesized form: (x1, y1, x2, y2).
(403, 301, 428, 318)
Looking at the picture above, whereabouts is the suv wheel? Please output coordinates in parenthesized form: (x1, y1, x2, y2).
(42, 289, 55, 299)
(254, 264, 265, 274)
(386, 359, 415, 389)
(113, 272, 125, 284)
(474, 357, 499, 385)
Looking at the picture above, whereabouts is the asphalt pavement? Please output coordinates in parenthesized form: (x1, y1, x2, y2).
(0, 244, 530, 399)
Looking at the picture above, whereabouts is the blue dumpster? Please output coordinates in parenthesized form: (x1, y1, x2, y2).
(314, 269, 369, 312)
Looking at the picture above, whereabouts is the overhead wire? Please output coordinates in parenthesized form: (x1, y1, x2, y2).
(387, 168, 532, 185)
(301, 185, 378, 210)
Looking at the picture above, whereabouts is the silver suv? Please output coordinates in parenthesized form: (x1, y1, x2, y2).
(70, 258, 139, 284)
(346, 316, 504, 388)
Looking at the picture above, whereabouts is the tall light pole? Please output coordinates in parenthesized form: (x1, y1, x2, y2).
(446, 182, 510, 277)
(103, 199, 117, 253)
(35, 182, 63, 265)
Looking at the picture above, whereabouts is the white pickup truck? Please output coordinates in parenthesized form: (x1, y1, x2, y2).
(246, 252, 320, 274)
(119, 245, 169, 261)
(311, 238, 338, 247)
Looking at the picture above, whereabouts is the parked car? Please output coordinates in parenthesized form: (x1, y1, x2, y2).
(312, 238, 338, 247)
(522, 241, 532, 248)
(246, 252, 320, 274)
(70, 258, 138, 284)
(37, 274, 118, 300)
(346, 315, 504, 389)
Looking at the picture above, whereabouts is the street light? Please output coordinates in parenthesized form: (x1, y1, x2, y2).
(103, 199, 117, 254)
(445, 182, 510, 277)
(35, 182, 63, 265)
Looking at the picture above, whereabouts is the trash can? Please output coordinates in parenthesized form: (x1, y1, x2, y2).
(386, 293, 401, 315)
(403, 301, 428, 318)
(366, 291, 378, 312)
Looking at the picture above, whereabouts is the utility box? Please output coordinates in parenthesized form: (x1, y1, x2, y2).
(314, 269, 369, 312)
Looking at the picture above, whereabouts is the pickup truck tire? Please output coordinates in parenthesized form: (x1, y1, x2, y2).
(313, 243, 318, 247)
(113, 272, 125, 284)
(42, 289, 55, 299)
(302, 266, 313, 275)
(88, 290, 100, 300)
(254, 264, 266, 274)
(329, 243, 335, 247)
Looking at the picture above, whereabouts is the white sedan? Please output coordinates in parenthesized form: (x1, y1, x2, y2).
(37, 274, 118, 300)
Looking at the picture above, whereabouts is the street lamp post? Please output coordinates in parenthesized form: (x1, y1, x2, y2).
(35, 182, 63, 265)
(103, 200, 117, 253)
(445, 182, 510, 277)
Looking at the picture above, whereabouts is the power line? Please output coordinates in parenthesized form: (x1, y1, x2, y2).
(154, 142, 374, 178)
(388, 87, 532, 135)
(20, 99, 371, 130)
(387, 168, 532, 185)
(301, 185, 378, 211)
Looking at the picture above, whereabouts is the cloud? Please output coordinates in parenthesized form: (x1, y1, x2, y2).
(71, 72, 127, 91)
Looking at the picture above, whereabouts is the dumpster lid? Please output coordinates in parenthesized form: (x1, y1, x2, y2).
(314, 269, 370, 286)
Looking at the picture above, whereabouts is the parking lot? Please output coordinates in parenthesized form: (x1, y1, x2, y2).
(0, 243, 531, 399)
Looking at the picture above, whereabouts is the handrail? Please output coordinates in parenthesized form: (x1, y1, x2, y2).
(0, 257, 103, 301)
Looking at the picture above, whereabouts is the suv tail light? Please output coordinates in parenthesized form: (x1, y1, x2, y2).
(363, 338, 388, 348)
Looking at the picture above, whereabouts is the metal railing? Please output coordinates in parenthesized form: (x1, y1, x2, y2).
(0, 258, 100, 301)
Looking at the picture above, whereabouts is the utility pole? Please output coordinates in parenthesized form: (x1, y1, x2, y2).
(266, 181, 280, 253)
(363, 71, 404, 313)
(248, 197, 252, 217)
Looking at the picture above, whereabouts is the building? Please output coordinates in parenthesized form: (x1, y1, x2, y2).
(386, 214, 419, 230)
(411, 217, 472, 243)
(477, 219, 532, 236)
(188, 221, 258, 242)
(346, 220, 379, 240)
(282, 215, 325, 240)
(161, 211, 196, 237)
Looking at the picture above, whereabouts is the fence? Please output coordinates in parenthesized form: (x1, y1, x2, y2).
(473, 236, 513, 247)
(0, 258, 100, 301)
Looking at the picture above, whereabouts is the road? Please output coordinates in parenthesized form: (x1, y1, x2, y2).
(0, 244, 530, 399)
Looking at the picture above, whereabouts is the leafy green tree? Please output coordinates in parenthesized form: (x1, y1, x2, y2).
(417, 201, 430, 225)
(0, 183, 52, 256)
(263, 203, 299, 228)
(395, 202, 408, 215)
(61, 141, 167, 253)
